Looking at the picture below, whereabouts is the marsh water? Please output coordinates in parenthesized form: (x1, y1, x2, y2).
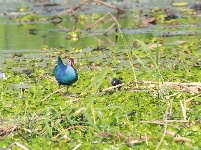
(0, 0, 201, 54)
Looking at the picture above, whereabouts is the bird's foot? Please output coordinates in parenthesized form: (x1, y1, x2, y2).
(57, 91, 71, 97)
(63, 92, 77, 98)
(63, 92, 71, 96)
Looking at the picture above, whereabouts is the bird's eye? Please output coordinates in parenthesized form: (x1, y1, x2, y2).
(68, 60, 71, 63)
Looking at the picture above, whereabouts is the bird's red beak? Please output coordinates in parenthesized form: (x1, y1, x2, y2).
(67, 57, 75, 67)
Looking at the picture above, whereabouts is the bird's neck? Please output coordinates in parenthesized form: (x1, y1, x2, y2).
(65, 65, 73, 73)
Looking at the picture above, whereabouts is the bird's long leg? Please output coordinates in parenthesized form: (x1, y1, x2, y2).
(58, 84, 63, 95)
(66, 85, 70, 96)
(65, 85, 70, 96)
(66, 85, 68, 93)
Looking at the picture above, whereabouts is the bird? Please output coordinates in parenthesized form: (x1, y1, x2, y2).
(111, 78, 122, 90)
(53, 56, 78, 95)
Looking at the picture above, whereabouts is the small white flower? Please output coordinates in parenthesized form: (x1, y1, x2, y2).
(0, 72, 7, 80)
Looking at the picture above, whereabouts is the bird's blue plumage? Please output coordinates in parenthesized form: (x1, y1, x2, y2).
(53, 56, 78, 85)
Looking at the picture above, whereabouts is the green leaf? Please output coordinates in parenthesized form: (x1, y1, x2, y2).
(84, 66, 110, 93)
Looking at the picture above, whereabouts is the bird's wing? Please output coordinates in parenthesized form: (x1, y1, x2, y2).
(53, 65, 60, 76)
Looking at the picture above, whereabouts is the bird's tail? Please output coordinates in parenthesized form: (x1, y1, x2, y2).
(57, 56, 64, 65)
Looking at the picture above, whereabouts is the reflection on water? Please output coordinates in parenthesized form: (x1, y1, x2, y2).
(0, 0, 200, 53)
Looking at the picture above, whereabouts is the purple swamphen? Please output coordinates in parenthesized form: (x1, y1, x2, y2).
(53, 56, 78, 95)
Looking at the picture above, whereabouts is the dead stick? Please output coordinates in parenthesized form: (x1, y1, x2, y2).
(93, 0, 125, 13)
(104, 23, 116, 35)
(165, 82, 201, 86)
(140, 121, 180, 129)
(108, 12, 121, 27)
(41, 87, 65, 102)
(165, 130, 178, 137)
(57, 0, 90, 17)
(104, 34, 116, 45)
(66, 98, 81, 103)
(87, 12, 110, 30)
(145, 133, 148, 145)
(186, 93, 201, 103)
(8, 142, 29, 150)
(101, 83, 125, 92)
(156, 108, 169, 150)
(73, 144, 82, 150)
(102, 80, 201, 92)
(138, 81, 201, 86)
(174, 137, 191, 143)
(55, 125, 99, 138)
(141, 120, 189, 123)
(179, 84, 199, 94)
(180, 100, 186, 120)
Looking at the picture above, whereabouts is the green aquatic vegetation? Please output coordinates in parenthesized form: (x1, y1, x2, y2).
(17, 14, 48, 22)
(0, 37, 201, 149)
(0, 0, 201, 148)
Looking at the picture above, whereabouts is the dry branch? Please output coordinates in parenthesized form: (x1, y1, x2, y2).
(41, 87, 65, 102)
(73, 143, 82, 150)
(140, 120, 189, 130)
(125, 135, 158, 147)
(104, 23, 117, 35)
(93, 0, 125, 13)
(7, 142, 29, 150)
(55, 125, 99, 138)
(179, 84, 199, 94)
(186, 93, 201, 102)
(165, 130, 192, 143)
(87, 12, 110, 30)
(56, 0, 124, 17)
(125, 138, 145, 147)
(55, 0, 124, 34)
(180, 100, 187, 120)
(174, 137, 191, 143)
(57, 0, 90, 17)
(0, 121, 21, 137)
(148, 120, 189, 123)
(165, 130, 178, 137)
(102, 80, 201, 94)
(87, 12, 120, 33)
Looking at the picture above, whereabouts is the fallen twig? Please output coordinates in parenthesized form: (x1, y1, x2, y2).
(104, 23, 117, 35)
(73, 143, 82, 150)
(93, 0, 125, 13)
(57, 0, 90, 17)
(56, 0, 124, 17)
(125, 138, 145, 147)
(166, 130, 192, 143)
(41, 87, 65, 102)
(54, 125, 99, 139)
(140, 120, 189, 129)
(186, 93, 201, 103)
(102, 83, 125, 92)
(87, 12, 111, 31)
(179, 84, 199, 94)
(174, 137, 191, 143)
(87, 12, 120, 34)
(180, 100, 186, 120)
(7, 142, 29, 150)
(0, 122, 21, 137)
(165, 130, 178, 137)
(144, 120, 189, 123)
(155, 108, 168, 150)
(101, 80, 201, 94)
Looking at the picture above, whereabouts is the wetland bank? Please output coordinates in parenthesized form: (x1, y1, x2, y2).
(0, 0, 201, 149)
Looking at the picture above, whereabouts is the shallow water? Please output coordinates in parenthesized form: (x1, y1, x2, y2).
(0, 0, 200, 53)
